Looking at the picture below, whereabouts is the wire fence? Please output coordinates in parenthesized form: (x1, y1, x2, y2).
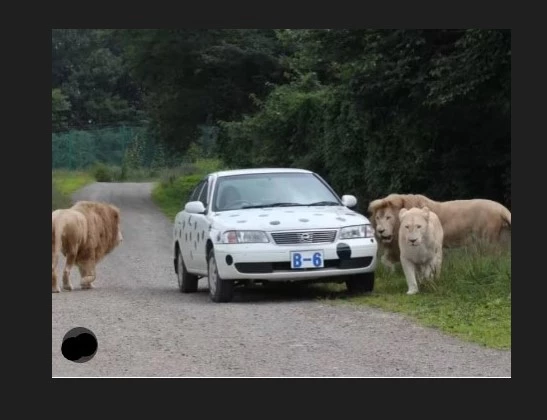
(52, 123, 219, 170)
(52, 125, 147, 169)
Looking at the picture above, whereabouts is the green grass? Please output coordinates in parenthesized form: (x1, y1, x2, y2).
(151, 158, 225, 221)
(314, 242, 511, 349)
(52, 170, 95, 196)
(52, 158, 224, 213)
(152, 174, 204, 221)
(52, 169, 96, 210)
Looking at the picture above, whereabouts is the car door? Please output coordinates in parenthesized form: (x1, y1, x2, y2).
(180, 179, 206, 270)
(184, 177, 211, 273)
(193, 177, 212, 272)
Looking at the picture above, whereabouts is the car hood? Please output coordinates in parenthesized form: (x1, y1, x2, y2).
(211, 206, 371, 231)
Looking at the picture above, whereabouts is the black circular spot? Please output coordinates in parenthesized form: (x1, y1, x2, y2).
(61, 327, 98, 363)
(225, 255, 233, 265)
(299, 218, 309, 222)
(336, 243, 352, 260)
(270, 220, 280, 225)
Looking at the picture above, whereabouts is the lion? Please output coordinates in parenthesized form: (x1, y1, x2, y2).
(52, 200, 123, 293)
(368, 193, 511, 269)
(398, 207, 444, 295)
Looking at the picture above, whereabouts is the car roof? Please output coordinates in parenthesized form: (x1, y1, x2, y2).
(212, 168, 313, 178)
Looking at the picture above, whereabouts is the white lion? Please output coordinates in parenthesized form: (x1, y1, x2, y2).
(368, 193, 511, 271)
(398, 207, 444, 295)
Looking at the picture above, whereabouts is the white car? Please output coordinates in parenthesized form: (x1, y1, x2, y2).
(173, 168, 378, 302)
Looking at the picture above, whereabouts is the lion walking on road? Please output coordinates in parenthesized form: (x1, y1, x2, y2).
(52, 201, 123, 293)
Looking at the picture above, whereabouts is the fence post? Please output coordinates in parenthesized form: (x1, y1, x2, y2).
(121, 125, 127, 167)
(68, 133, 73, 170)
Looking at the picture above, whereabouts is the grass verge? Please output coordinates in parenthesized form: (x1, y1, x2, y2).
(151, 159, 225, 221)
(315, 242, 511, 349)
(52, 170, 96, 210)
(52, 170, 95, 196)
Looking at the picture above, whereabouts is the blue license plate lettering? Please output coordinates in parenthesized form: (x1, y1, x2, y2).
(291, 250, 324, 269)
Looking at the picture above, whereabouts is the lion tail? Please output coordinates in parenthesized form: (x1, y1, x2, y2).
(500, 206, 511, 228)
(52, 211, 65, 273)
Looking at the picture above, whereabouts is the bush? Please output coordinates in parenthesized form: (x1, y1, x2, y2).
(152, 158, 228, 220)
(152, 174, 204, 221)
(92, 162, 114, 182)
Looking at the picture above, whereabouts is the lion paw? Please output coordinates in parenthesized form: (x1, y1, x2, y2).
(81, 283, 94, 290)
(406, 289, 418, 295)
(63, 284, 73, 291)
(52, 287, 61, 293)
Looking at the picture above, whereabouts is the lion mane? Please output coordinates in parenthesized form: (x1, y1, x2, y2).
(368, 193, 511, 268)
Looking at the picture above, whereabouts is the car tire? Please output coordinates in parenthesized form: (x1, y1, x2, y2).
(345, 272, 374, 294)
(207, 248, 235, 303)
(177, 248, 198, 293)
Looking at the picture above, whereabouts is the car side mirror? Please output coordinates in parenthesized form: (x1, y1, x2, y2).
(184, 201, 206, 214)
(341, 195, 357, 209)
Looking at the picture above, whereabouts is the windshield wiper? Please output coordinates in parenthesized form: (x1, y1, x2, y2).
(241, 202, 305, 209)
(304, 201, 340, 206)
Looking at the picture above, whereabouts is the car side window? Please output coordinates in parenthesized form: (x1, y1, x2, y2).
(197, 179, 209, 206)
(188, 180, 205, 203)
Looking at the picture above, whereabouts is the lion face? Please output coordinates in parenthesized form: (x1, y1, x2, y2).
(399, 207, 428, 247)
(374, 206, 398, 243)
(111, 206, 123, 246)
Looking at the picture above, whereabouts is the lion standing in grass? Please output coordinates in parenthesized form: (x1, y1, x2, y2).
(398, 207, 444, 295)
(52, 200, 123, 293)
(368, 193, 511, 269)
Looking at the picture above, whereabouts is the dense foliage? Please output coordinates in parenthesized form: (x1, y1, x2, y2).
(52, 29, 511, 209)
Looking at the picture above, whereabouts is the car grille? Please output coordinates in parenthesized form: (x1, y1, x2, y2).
(270, 230, 338, 245)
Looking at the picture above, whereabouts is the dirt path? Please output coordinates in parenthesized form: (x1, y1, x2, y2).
(51, 182, 511, 377)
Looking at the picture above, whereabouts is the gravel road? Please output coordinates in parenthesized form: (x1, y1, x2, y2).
(51, 182, 511, 377)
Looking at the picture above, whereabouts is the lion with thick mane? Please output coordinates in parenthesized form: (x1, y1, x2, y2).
(368, 193, 511, 269)
(52, 200, 123, 293)
(398, 207, 444, 295)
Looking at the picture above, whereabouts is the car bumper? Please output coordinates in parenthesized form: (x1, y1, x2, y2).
(213, 239, 378, 281)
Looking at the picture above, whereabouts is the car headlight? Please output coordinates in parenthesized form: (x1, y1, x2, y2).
(339, 224, 374, 239)
(221, 230, 269, 244)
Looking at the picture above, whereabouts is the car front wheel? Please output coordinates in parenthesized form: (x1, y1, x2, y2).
(345, 272, 374, 294)
(207, 248, 235, 303)
(177, 248, 198, 293)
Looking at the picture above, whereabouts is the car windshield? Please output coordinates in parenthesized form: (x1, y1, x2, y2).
(211, 172, 342, 212)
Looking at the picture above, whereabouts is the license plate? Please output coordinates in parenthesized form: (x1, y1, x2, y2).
(290, 250, 324, 269)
